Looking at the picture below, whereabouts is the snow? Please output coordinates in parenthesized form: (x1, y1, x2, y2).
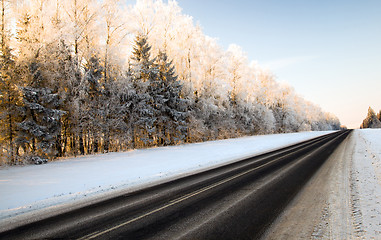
(350, 129, 381, 237)
(0, 131, 333, 223)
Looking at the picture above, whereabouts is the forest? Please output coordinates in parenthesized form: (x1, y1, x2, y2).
(0, 0, 340, 165)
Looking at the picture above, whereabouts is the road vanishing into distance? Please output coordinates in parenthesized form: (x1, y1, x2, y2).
(0, 130, 351, 240)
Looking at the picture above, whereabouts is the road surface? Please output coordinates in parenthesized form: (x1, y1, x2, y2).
(0, 130, 351, 240)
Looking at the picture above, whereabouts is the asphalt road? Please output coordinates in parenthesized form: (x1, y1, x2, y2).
(0, 130, 351, 240)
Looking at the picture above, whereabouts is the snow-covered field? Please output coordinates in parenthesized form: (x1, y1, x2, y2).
(0, 131, 332, 223)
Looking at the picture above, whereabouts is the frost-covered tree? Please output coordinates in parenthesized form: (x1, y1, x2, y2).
(18, 85, 65, 160)
(128, 34, 158, 147)
(360, 107, 381, 129)
(0, 0, 20, 164)
(0, 0, 343, 164)
(226, 44, 249, 106)
(77, 54, 103, 153)
(0, 43, 19, 164)
(15, 6, 69, 159)
(155, 51, 188, 145)
(64, 0, 99, 63)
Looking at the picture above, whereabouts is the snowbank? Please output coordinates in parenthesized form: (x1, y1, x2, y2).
(0, 131, 333, 222)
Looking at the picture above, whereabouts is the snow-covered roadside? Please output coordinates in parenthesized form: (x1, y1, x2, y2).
(350, 129, 381, 238)
(0, 131, 333, 223)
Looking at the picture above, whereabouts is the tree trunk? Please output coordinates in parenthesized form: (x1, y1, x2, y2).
(55, 132, 63, 157)
(79, 130, 85, 155)
(8, 111, 14, 163)
(103, 129, 109, 153)
(93, 134, 98, 153)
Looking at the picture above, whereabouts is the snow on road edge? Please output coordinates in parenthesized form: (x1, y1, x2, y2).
(350, 129, 381, 238)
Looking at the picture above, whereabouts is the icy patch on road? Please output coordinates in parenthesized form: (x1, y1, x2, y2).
(351, 129, 381, 238)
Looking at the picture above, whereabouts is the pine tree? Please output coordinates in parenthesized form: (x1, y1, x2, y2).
(18, 86, 65, 161)
(98, 69, 124, 153)
(129, 34, 157, 148)
(79, 54, 103, 153)
(51, 40, 82, 157)
(17, 59, 65, 162)
(155, 51, 188, 145)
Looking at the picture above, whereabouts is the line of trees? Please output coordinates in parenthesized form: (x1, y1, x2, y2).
(360, 107, 381, 129)
(0, 0, 340, 165)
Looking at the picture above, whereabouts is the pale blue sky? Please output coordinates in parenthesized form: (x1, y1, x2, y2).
(177, 0, 381, 128)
